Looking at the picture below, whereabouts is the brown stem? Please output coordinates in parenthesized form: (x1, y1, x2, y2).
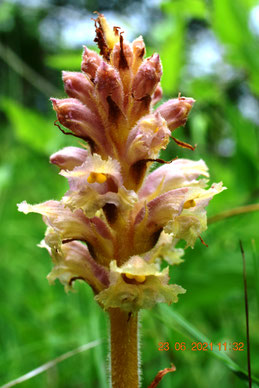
(109, 308, 139, 388)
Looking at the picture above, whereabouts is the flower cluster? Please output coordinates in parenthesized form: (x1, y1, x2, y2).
(18, 15, 224, 312)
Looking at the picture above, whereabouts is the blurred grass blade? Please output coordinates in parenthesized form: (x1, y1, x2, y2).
(156, 305, 259, 386)
(1, 339, 102, 388)
(0, 99, 58, 154)
(0, 41, 59, 97)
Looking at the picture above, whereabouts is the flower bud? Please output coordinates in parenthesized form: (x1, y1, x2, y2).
(81, 46, 102, 80)
(51, 98, 106, 153)
(132, 53, 162, 100)
(95, 61, 124, 116)
(156, 97, 195, 131)
(62, 71, 97, 113)
(50, 146, 88, 170)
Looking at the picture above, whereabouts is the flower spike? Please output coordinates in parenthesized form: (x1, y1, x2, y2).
(18, 16, 226, 387)
(18, 14, 225, 314)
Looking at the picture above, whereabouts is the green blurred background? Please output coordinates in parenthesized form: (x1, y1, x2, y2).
(0, 0, 259, 387)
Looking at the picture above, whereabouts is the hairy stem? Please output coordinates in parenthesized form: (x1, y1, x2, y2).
(109, 308, 139, 388)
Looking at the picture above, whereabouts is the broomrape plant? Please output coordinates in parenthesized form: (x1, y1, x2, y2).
(18, 14, 225, 387)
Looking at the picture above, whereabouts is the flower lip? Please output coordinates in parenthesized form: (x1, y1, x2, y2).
(95, 256, 186, 312)
(111, 256, 162, 277)
(138, 159, 209, 200)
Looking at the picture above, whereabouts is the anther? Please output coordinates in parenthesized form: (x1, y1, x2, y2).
(183, 199, 196, 209)
(125, 273, 146, 283)
(87, 172, 107, 184)
(134, 275, 146, 283)
(96, 173, 107, 183)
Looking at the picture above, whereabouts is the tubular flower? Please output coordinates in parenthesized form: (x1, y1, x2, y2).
(18, 14, 225, 313)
